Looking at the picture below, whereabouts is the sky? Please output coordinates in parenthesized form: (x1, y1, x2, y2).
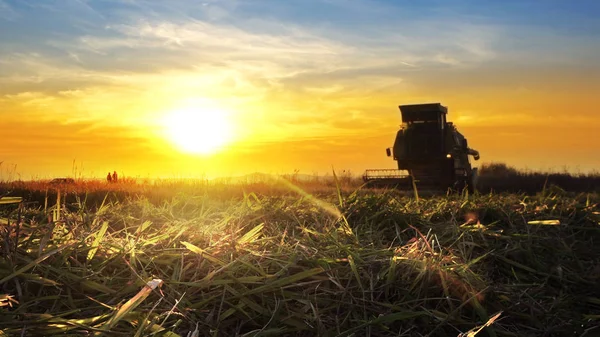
(1, 0, 599, 180)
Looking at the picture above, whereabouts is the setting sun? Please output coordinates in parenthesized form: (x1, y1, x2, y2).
(163, 104, 234, 155)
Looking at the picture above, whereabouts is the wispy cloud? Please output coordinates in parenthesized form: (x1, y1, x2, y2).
(2, 0, 507, 87)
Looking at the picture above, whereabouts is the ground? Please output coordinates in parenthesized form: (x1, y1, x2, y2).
(0, 178, 599, 336)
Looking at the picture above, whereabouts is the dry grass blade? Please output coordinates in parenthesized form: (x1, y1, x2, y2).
(187, 323, 199, 337)
(135, 220, 153, 235)
(458, 311, 503, 337)
(95, 279, 164, 335)
(87, 221, 109, 262)
(237, 223, 264, 245)
(181, 241, 227, 266)
(469, 297, 497, 337)
(0, 294, 18, 307)
(527, 219, 560, 225)
(0, 197, 22, 205)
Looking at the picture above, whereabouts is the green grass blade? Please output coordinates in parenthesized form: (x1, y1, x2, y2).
(238, 267, 324, 297)
(0, 242, 75, 285)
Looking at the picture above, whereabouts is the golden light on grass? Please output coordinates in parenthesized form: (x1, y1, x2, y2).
(162, 99, 234, 155)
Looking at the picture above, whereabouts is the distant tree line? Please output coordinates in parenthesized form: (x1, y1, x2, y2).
(477, 162, 600, 194)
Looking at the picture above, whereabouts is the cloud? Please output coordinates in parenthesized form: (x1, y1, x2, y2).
(2, 0, 508, 93)
(3, 0, 600, 176)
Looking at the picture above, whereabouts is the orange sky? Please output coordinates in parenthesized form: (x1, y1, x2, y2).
(1, 1, 599, 180)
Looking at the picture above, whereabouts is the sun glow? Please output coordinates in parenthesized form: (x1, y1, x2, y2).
(163, 102, 234, 155)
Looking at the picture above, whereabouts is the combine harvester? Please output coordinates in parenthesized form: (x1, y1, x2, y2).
(363, 103, 480, 193)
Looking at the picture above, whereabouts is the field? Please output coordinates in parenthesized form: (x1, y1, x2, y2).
(1, 167, 600, 336)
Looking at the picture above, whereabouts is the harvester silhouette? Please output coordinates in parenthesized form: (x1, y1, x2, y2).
(363, 103, 480, 193)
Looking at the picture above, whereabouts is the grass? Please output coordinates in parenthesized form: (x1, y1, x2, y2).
(0, 174, 599, 336)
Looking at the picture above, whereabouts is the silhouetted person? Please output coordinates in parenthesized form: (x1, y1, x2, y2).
(112, 171, 118, 183)
(107, 172, 112, 183)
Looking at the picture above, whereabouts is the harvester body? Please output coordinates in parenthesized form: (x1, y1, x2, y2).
(364, 103, 480, 192)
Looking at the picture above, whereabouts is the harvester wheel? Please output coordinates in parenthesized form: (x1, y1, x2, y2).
(471, 168, 479, 193)
(451, 179, 466, 194)
(467, 179, 475, 194)
(452, 177, 475, 194)
(464, 174, 479, 194)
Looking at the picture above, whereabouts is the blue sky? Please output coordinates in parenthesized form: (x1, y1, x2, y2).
(1, 0, 600, 177)
(2, 0, 598, 68)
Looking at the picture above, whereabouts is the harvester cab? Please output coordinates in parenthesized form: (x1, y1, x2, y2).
(364, 103, 480, 193)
